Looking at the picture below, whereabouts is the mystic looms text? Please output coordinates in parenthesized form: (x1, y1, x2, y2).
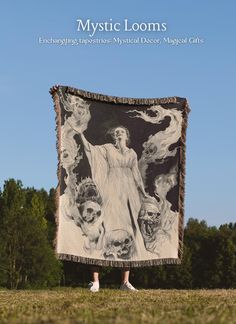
(76, 18, 167, 37)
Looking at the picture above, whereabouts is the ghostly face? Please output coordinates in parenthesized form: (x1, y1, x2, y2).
(73, 105, 88, 120)
(104, 230, 135, 260)
(66, 94, 91, 125)
(71, 98, 90, 120)
(155, 173, 176, 196)
(77, 179, 102, 205)
(78, 201, 102, 224)
(61, 148, 75, 168)
(143, 143, 157, 160)
(113, 127, 128, 142)
(138, 203, 161, 242)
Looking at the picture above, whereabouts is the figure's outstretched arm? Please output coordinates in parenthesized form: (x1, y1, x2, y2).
(67, 117, 107, 160)
(67, 119, 91, 152)
(80, 133, 91, 152)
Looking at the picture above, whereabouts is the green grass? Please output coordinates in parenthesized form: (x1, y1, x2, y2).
(0, 288, 236, 323)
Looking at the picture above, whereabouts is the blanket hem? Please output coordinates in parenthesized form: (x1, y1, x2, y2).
(57, 253, 182, 267)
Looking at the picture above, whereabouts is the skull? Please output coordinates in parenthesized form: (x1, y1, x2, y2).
(103, 229, 135, 260)
(142, 142, 157, 161)
(78, 201, 102, 224)
(77, 178, 102, 205)
(138, 202, 161, 242)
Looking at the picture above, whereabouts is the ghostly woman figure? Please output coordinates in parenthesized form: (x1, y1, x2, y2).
(68, 120, 149, 258)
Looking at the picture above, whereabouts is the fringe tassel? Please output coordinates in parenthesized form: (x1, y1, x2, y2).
(178, 99, 190, 260)
(50, 88, 62, 256)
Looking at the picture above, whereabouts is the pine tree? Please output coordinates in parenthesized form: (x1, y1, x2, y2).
(0, 179, 62, 289)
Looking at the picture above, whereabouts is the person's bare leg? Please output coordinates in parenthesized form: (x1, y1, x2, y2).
(120, 268, 138, 290)
(89, 266, 100, 292)
(121, 267, 130, 284)
(91, 266, 99, 282)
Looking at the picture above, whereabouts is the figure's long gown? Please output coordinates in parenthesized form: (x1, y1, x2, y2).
(85, 142, 147, 258)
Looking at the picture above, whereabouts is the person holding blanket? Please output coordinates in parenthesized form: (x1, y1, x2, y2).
(68, 121, 150, 292)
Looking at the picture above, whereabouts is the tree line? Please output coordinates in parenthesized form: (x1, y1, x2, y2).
(0, 179, 235, 289)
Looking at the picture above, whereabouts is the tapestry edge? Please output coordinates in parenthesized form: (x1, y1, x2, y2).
(177, 99, 190, 261)
(57, 253, 182, 268)
(50, 88, 62, 258)
(50, 84, 191, 108)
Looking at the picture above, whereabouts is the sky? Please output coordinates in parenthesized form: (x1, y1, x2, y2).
(0, 0, 235, 227)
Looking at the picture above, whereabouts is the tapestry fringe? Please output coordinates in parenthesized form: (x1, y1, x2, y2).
(50, 89, 62, 255)
(50, 85, 189, 107)
(57, 253, 182, 268)
(178, 99, 190, 260)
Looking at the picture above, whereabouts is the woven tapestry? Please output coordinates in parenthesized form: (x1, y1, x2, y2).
(50, 85, 190, 267)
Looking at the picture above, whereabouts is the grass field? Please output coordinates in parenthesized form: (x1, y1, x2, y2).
(0, 288, 236, 323)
